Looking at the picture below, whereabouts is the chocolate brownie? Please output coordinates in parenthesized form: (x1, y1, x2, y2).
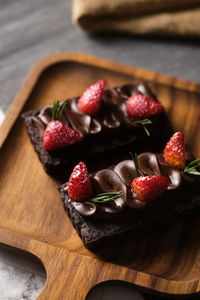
(23, 82, 171, 177)
(58, 152, 200, 249)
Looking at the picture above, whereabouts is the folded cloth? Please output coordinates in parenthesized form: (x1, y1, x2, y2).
(72, 0, 200, 37)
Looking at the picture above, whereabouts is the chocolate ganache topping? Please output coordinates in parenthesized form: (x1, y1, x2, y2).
(31, 83, 162, 140)
(66, 152, 200, 220)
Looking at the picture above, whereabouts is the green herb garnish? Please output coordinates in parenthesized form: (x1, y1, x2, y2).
(129, 152, 139, 178)
(52, 100, 67, 121)
(184, 159, 200, 176)
(90, 191, 123, 203)
(135, 119, 152, 136)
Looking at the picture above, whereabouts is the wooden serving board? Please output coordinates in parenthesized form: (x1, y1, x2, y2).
(1, 52, 200, 299)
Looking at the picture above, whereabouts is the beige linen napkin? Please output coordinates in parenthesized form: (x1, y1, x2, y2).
(72, 0, 200, 37)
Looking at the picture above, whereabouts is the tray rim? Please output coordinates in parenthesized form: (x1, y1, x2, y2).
(0, 226, 199, 296)
(1, 52, 200, 296)
(1, 51, 200, 148)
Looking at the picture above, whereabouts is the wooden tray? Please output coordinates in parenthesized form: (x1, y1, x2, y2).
(1, 52, 200, 299)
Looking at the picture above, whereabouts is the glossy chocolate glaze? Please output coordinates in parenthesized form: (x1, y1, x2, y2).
(24, 82, 172, 178)
(32, 83, 164, 140)
(63, 152, 200, 221)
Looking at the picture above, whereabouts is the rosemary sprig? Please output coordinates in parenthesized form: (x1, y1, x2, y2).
(90, 191, 123, 203)
(52, 100, 67, 121)
(129, 152, 139, 178)
(184, 158, 200, 176)
(135, 119, 152, 136)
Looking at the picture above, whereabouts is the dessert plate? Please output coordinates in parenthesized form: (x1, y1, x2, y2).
(1, 52, 200, 299)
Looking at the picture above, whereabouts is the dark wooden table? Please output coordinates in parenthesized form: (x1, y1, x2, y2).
(0, 0, 200, 299)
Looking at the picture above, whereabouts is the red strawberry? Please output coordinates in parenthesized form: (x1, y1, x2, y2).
(77, 79, 106, 116)
(132, 175, 169, 202)
(163, 132, 185, 169)
(68, 162, 93, 202)
(126, 94, 164, 120)
(43, 120, 83, 151)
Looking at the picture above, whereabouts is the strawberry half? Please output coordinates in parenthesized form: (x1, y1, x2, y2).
(163, 132, 185, 169)
(77, 79, 106, 116)
(126, 94, 164, 121)
(68, 162, 93, 202)
(43, 100, 83, 151)
(43, 120, 83, 151)
(132, 175, 169, 202)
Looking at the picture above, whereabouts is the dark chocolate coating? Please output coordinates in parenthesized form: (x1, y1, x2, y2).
(23, 82, 171, 177)
(58, 153, 200, 249)
(62, 153, 199, 220)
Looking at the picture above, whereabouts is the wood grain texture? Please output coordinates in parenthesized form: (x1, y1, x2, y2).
(1, 52, 200, 299)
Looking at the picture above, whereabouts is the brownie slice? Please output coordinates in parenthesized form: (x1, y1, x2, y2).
(23, 82, 171, 177)
(58, 153, 200, 250)
(59, 185, 200, 250)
